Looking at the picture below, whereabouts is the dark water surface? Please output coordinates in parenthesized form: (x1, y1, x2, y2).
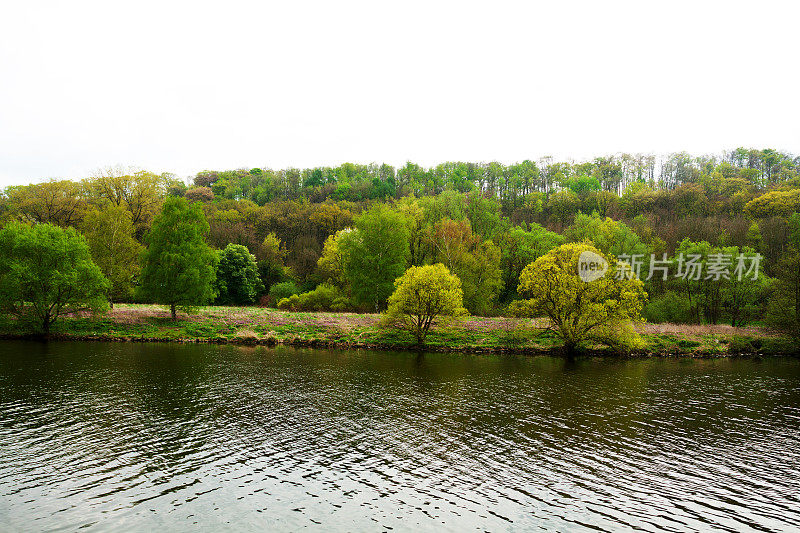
(0, 341, 798, 532)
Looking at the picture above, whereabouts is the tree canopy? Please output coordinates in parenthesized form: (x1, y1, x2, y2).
(386, 263, 467, 345)
(340, 205, 410, 310)
(82, 204, 143, 306)
(517, 243, 647, 354)
(215, 244, 264, 305)
(0, 222, 109, 333)
(139, 197, 217, 319)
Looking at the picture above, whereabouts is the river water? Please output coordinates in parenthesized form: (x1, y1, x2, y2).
(0, 341, 798, 532)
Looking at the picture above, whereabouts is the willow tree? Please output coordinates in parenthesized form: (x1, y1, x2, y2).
(517, 242, 647, 354)
(139, 197, 217, 319)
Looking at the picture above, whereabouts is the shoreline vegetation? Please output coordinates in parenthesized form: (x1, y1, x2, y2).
(1, 151, 799, 352)
(1, 304, 796, 358)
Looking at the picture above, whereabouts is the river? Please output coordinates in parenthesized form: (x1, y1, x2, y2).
(0, 341, 798, 532)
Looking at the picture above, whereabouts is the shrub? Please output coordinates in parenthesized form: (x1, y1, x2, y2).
(643, 291, 694, 323)
(761, 337, 800, 355)
(277, 283, 347, 311)
(728, 335, 761, 354)
(269, 281, 302, 302)
(593, 321, 646, 353)
(277, 294, 301, 310)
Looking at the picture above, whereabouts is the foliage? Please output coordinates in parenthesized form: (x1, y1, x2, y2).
(385, 264, 467, 345)
(254, 232, 288, 293)
(269, 281, 302, 302)
(215, 244, 264, 305)
(138, 197, 217, 319)
(744, 190, 800, 218)
(643, 291, 694, 323)
(426, 219, 502, 315)
(82, 204, 143, 306)
(3, 148, 800, 328)
(316, 228, 354, 286)
(185, 186, 215, 202)
(86, 168, 170, 237)
(517, 243, 647, 353)
(277, 283, 349, 311)
(765, 213, 800, 337)
(4, 179, 86, 227)
(665, 240, 771, 326)
(0, 222, 109, 333)
(498, 223, 564, 302)
(341, 205, 410, 310)
(565, 175, 601, 194)
(564, 212, 650, 259)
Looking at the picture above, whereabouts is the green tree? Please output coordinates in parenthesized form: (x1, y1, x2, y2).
(499, 223, 564, 302)
(745, 221, 763, 253)
(86, 168, 169, 238)
(516, 243, 647, 354)
(0, 222, 109, 333)
(316, 228, 355, 286)
(766, 212, 800, 336)
(139, 197, 217, 319)
(4, 179, 86, 227)
(341, 205, 410, 310)
(386, 263, 467, 346)
(563, 212, 650, 259)
(427, 219, 502, 315)
(257, 232, 287, 293)
(82, 204, 143, 307)
(721, 246, 770, 327)
(547, 189, 580, 224)
(215, 244, 264, 305)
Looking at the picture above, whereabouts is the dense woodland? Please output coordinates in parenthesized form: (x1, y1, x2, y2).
(1, 148, 799, 331)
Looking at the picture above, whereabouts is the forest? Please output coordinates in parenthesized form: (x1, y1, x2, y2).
(1, 148, 799, 339)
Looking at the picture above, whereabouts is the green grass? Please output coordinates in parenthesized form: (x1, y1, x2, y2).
(2, 304, 796, 357)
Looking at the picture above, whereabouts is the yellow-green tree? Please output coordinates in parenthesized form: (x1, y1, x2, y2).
(4, 179, 86, 227)
(386, 263, 467, 346)
(82, 204, 143, 307)
(517, 243, 647, 354)
(85, 168, 169, 238)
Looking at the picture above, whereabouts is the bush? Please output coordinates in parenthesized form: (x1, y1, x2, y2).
(728, 335, 762, 354)
(331, 296, 353, 312)
(277, 283, 349, 311)
(269, 281, 302, 302)
(761, 337, 800, 355)
(644, 291, 694, 323)
(277, 294, 300, 310)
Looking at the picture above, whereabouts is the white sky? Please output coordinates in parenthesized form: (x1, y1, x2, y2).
(1, 0, 798, 186)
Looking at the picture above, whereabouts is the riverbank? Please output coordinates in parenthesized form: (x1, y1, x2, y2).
(0, 304, 796, 357)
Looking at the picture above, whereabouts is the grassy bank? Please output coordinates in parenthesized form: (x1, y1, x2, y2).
(0, 304, 796, 357)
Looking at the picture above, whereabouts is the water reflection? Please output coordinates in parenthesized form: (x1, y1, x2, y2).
(0, 341, 798, 531)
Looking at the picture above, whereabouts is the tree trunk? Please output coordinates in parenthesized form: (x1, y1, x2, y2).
(562, 340, 578, 358)
(171, 304, 177, 321)
(41, 314, 51, 339)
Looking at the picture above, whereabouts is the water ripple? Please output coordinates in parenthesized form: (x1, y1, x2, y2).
(0, 342, 798, 532)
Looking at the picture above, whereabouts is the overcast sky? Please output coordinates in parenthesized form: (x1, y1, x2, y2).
(1, 0, 798, 186)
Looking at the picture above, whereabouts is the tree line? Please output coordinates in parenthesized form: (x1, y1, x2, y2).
(0, 149, 798, 339)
